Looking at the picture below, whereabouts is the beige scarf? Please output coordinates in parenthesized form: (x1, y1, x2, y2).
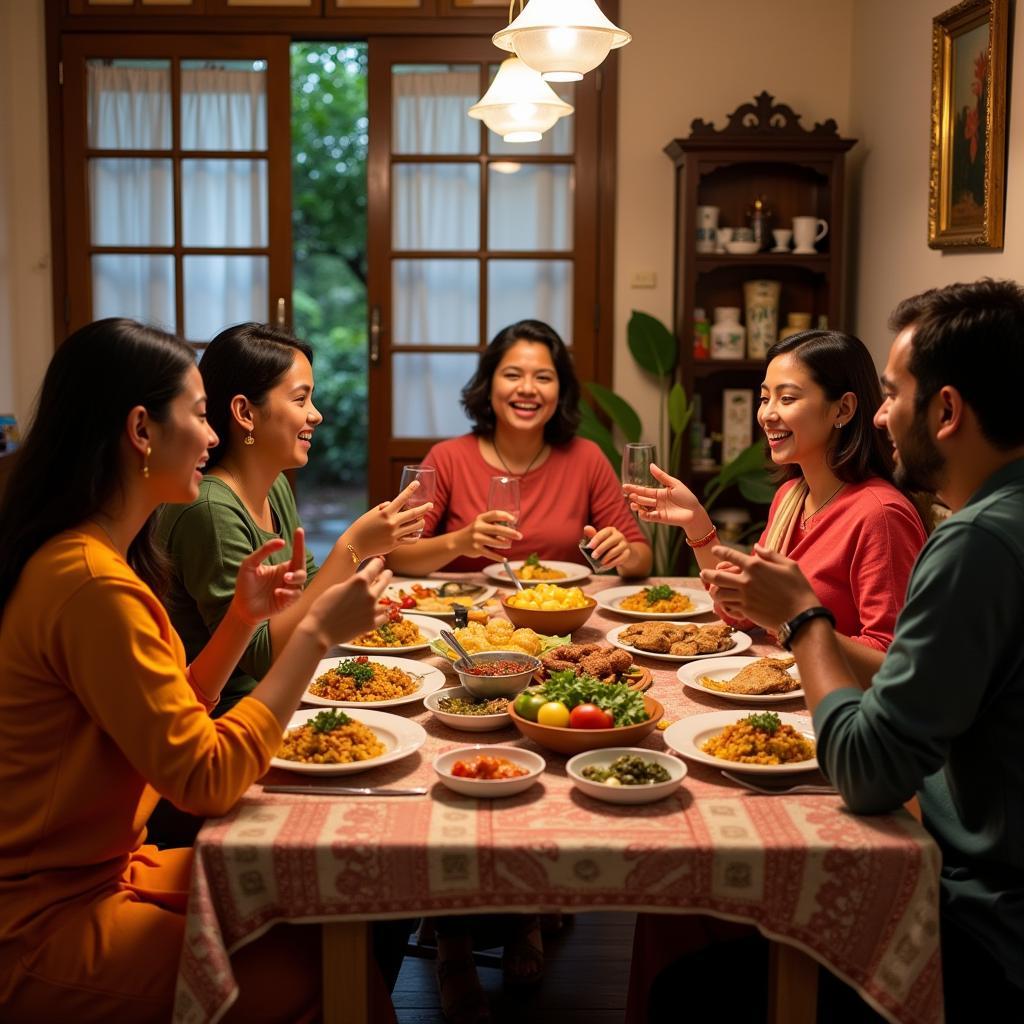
(761, 479, 808, 555)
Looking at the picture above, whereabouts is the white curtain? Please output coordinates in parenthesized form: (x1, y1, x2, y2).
(87, 64, 267, 338)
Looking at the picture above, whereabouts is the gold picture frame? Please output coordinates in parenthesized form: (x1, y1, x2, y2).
(928, 0, 1009, 248)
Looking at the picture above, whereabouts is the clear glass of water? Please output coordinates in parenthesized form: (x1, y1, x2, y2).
(399, 464, 436, 540)
(487, 475, 521, 529)
(622, 442, 657, 486)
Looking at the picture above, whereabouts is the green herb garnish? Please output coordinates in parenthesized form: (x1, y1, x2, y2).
(645, 585, 675, 605)
(378, 623, 396, 644)
(524, 552, 541, 567)
(337, 658, 374, 691)
(310, 708, 352, 733)
(538, 670, 650, 726)
(743, 712, 782, 734)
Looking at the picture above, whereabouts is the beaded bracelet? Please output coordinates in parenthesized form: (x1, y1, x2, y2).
(685, 526, 718, 549)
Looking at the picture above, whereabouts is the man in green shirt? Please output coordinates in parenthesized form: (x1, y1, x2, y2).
(704, 278, 1024, 1018)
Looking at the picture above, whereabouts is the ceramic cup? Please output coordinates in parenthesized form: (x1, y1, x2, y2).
(771, 228, 792, 252)
(744, 279, 781, 358)
(715, 227, 734, 253)
(696, 205, 720, 254)
(792, 216, 828, 253)
(732, 226, 754, 243)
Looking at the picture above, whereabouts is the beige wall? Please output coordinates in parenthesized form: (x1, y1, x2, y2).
(848, 0, 1024, 365)
(614, 0, 856, 447)
(0, 0, 52, 427)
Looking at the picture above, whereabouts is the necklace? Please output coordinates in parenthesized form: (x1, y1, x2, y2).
(492, 437, 547, 478)
(800, 482, 844, 530)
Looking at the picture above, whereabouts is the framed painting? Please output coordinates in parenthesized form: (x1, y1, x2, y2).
(928, 0, 1009, 248)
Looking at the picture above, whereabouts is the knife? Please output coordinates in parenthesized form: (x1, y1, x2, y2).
(262, 784, 428, 797)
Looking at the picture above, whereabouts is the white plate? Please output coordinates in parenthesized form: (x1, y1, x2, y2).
(596, 585, 715, 620)
(334, 613, 442, 655)
(566, 748, 687, 805)
(303, 655, 446, 709)
(606, 623, 752, 662)
(483, 560, 591, 587)
(271, 707, 427, 776)
(423, 685, 513, 732)
(663, 710, 818, 775)
(677, 656, 804, 704)
(384, 579, 496, 618)
(433, 744, 545, 798)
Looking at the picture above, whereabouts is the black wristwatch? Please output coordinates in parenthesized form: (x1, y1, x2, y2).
(777, 606, 836, 651)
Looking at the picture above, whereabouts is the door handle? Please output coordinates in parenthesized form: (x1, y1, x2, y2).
(370, 305, 381, 364)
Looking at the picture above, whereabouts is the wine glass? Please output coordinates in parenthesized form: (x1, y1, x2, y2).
(399, 465, 436, 540)
(487, 475, 521, 529)
(622, 443, 657, 487)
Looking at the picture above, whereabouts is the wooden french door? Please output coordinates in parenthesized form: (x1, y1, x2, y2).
(365, 36, 605, 503)
(60, 35, 293, 349)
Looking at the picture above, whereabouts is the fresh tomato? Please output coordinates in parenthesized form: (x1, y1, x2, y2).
(513, 691, 548, 722)
(400, 595, 417, 609)
(536, 701, 571, 728)
(387, 606, 402, 623)
(569, 703, 614, 730)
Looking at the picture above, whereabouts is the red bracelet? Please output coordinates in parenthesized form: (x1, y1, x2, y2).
(685, 526, 718, 549)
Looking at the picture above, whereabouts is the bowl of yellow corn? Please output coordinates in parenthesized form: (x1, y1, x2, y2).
(501, 583, 597, 635)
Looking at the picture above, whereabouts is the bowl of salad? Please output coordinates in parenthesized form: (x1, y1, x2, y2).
(508, 671, 664, 754)
(566, 748, 687, 805)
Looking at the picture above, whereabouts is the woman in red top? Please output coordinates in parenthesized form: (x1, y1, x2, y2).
(624, 329, 927, 685)
(388, 319, 651, 576)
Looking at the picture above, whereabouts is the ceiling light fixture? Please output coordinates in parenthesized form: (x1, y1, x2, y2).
(493, 0, 631, 83)
(468, 57, 574, 143)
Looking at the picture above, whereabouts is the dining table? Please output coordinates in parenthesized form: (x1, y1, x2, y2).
(172, 575, 943, 1024)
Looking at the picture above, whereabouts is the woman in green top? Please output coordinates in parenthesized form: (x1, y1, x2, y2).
(158, 322, 431, 716)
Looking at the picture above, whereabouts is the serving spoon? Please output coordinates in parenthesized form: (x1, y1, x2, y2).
(502, 559, 525, 591)
(439, 628, 477, 667)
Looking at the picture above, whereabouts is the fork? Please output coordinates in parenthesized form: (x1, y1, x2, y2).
(720, 770, 838, 796)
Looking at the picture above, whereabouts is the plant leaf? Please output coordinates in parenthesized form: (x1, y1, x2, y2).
(707, 440, 768, 491)
(667, 381, 691, 435)
(627, 311, 677, 379)
(738, 473, 777, 504)
(585, 382, 642, 443)
(576, 400, 620, 468)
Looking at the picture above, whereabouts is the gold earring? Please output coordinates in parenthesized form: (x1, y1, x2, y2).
(142, 446, 152, 478)
(244, 431, 255, 446)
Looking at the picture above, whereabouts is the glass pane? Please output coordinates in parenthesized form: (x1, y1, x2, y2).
(393, 260, 479, 346)
(392, 65, 480, 155)
(392, 353, 477, 438)
(183, 255, 268, 341)
(489, 164, 573, 251)
(89, 159, 173, 246)
(87, 60, 171, 150)
(92, 255, 175, 330)
(393, 164, 479, 250)
(181, 159, 268, 247)
(181, 61, 268, 152)
(488, 260, 573, 343)
(487, 73, 575, 156)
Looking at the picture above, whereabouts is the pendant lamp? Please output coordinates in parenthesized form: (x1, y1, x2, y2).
(493, 0, 631, 83)
(468, 57, 574, 143)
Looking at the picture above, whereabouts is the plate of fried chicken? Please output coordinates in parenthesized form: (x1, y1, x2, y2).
(536, 643, 653, 691)
(676, 655, 803, 703)
(606, 621, 751, 662)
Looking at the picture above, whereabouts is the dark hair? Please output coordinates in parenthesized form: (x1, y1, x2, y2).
(765, 329, 895, 484)
(0, 318, 195, 611)
(199, 323, 314, 468)
(460, 320, 580, 445)
(889, 278, 1024, 450)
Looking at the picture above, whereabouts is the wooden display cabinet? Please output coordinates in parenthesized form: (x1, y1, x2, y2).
(665, 92, 855, 497)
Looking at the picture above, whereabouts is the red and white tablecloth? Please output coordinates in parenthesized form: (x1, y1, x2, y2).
(173, 577, 942, 1024)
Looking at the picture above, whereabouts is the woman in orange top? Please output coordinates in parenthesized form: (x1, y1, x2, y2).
(0, 319, 393, 1023)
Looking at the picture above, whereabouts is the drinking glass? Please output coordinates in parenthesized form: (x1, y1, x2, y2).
(399, 464, 437, 539)
(487, 475, 521, 529)
(622, 443, 656, 487)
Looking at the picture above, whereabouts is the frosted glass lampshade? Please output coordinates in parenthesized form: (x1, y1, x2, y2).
(467, 57, 574, 143)
(493, 0, 631, 83)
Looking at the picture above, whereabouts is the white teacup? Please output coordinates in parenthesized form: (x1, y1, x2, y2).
(771, 228, 792, 252)
(792, 217, 828, 253)
(715, 227, 734, 253)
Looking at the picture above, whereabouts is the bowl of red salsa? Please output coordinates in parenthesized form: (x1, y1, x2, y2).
(453, 651, 542, 698)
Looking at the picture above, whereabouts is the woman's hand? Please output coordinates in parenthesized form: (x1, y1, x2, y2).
(455, 510, 522, 562)
(622, 463, 707, 531)
(230, 530, 308, 627)
(582, 524, 631, 569)
(345, 480, 433, 557)
(306, 557, 393, 644)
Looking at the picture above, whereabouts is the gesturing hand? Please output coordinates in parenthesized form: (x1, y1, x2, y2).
(622, 463, 705, 529)
(582, 524, 631, 569)
(309, 556, 394, 644)
(232, 529, 308, 627)
(348, 479, 433, 557)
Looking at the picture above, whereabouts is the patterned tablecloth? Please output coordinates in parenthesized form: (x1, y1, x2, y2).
(173, 576, 942, 1024)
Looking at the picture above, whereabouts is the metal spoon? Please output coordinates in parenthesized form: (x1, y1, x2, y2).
(439, 628, 477, 667)
(503, 559, 525, 591)
(720, 770, 837, 796)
